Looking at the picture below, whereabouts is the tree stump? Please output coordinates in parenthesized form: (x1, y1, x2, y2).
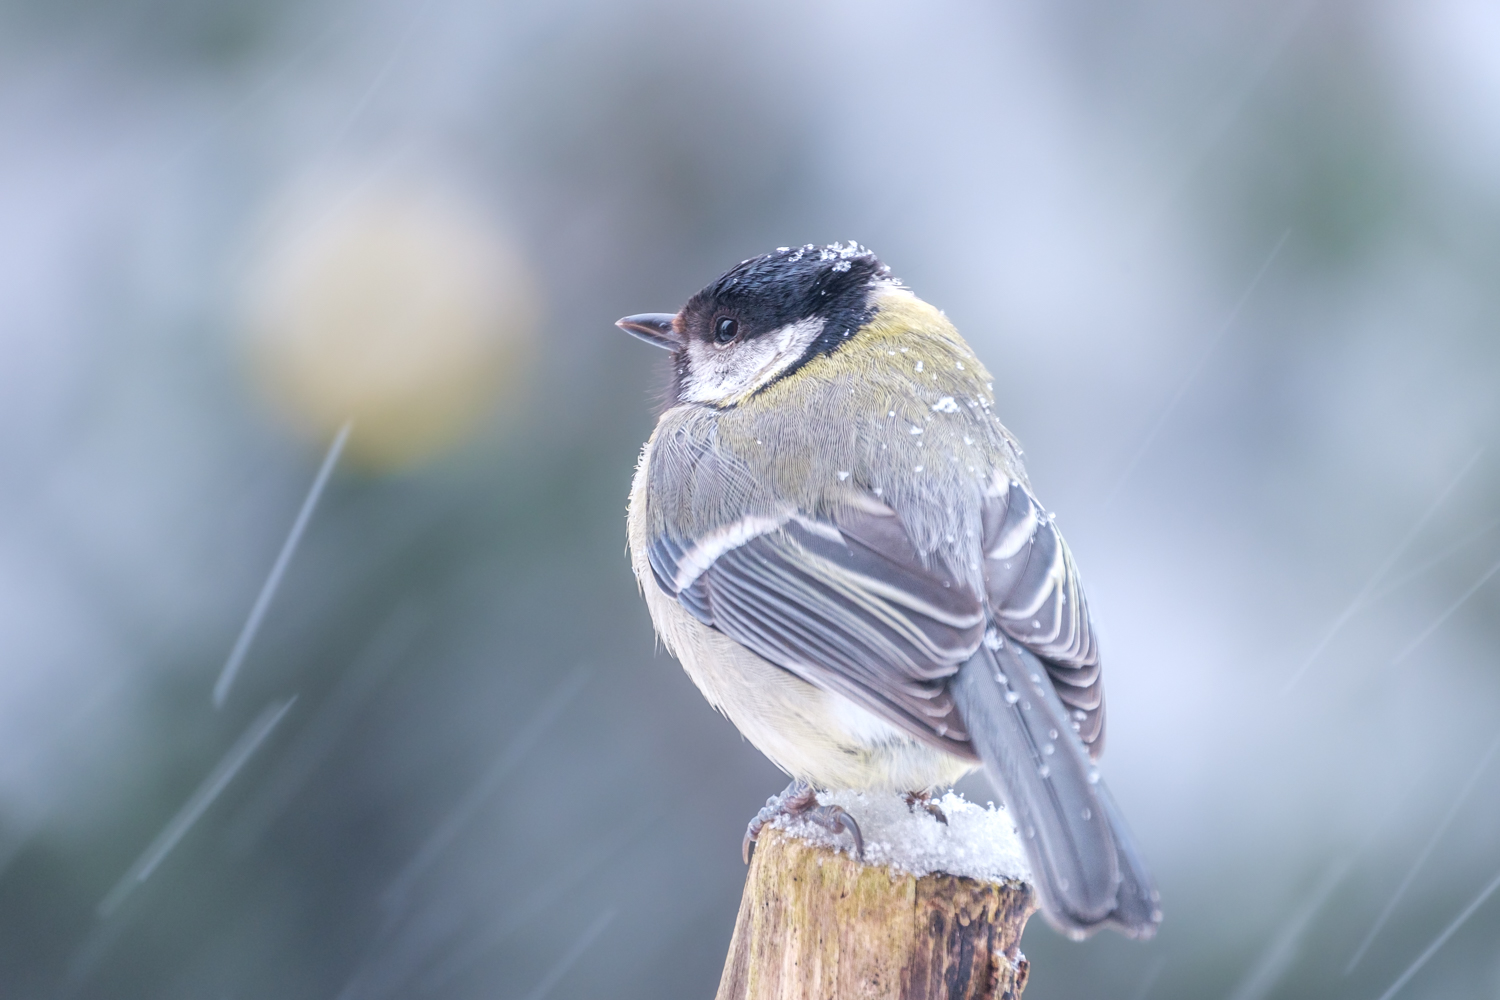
(716, 825, 1036, 1000)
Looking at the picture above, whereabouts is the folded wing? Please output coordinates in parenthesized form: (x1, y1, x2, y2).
(645, 478, 1107, 758)
(647, 504, 985, 759)
(980, 479, 1105, 754)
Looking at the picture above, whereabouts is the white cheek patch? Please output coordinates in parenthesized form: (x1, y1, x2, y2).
(680, 317, 827, 404)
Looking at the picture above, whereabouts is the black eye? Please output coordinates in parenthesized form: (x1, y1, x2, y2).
(714, 317, 739, 343)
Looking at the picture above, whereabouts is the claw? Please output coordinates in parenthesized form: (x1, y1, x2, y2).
(903, 790, 949, 826)
(742, 780, 862, 863)
(744, 780, 814, 864)
(808, 804, 864, 860)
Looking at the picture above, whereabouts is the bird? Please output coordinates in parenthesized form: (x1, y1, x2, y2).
(619, 242, 1160, 940)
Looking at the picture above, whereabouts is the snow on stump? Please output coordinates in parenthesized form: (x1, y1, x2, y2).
(716, 791, 1037, 1000)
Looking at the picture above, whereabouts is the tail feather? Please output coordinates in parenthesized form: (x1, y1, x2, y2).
(951, 642, 1160, 939)
(1094, 779, 1161, 934)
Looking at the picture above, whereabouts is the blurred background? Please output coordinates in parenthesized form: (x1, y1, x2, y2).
(1, 0, 1498, 997)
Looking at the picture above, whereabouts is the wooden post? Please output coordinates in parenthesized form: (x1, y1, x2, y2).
(716, 826, 1036, 1000)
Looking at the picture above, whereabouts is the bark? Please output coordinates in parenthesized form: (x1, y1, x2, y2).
(716, 827, 1036, 1000)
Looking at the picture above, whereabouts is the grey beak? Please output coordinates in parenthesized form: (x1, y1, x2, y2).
(616, 313, 680, 350)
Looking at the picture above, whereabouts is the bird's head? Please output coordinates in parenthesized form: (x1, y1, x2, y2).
(617, 243, 896, 407)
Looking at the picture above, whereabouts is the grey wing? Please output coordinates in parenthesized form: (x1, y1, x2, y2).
(981, 480, 1105, 756)
(645, 505, 987, 760)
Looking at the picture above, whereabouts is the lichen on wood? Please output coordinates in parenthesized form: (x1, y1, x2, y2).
(716, 827, 1036, 1000)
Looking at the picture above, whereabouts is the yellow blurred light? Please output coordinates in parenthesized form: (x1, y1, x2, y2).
(244, 179, 537, 470)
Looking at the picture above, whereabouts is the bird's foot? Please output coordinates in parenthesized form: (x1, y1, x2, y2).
(903, 790, 948, 825)
(743, 780, 864, 864)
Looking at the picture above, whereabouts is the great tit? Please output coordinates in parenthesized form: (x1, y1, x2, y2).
(620, 243, 1160, 939)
